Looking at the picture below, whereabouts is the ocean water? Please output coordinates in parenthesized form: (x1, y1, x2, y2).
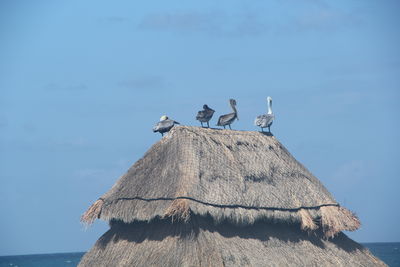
(0, 243, 398, 267)
(364, 242, 400, 267)
(0, 252, 84, 267)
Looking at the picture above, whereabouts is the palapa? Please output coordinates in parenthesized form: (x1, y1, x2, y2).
(79, 126, 386, 267)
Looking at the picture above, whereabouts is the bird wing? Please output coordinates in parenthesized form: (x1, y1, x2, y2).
(262, 114, 274, 127)
(255, 114, 274, 127)
(196, 110, 205, 120)
(197, 109, 214, 122)
(254, 115, 264, 126)
(205, 109, 215, 119)
(217, 113, 236, 126)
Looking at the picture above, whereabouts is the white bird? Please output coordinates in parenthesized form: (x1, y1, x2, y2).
(255, 96, 274, 133)
(217, 99, 238, 129)
(153, 115, 179, 136)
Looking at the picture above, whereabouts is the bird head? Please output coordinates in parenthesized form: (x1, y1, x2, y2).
(160, 115, 168, 121)
(203, 104, 209, 109)
(267, 96, 272, 104)
(229, 99, 237, 106)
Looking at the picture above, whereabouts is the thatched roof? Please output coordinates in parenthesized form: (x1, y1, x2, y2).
(82, 126, 359, 237)
(78, 216, 385, 267)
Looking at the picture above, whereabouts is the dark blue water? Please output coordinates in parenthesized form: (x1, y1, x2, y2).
(0, 252, 84, 267)
(364, 242, 400, 267)
(0, 243, 398, 267)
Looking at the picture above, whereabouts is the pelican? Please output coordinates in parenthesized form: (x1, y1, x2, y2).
(152, 115, 180, 136)
(255, 96, 274, 132)
(217, 99, 238, 129)
(196, 104, 215, 128)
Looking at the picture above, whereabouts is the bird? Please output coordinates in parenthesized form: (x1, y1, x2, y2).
(152, 115, 180, 136)
(196, 104, 215, 128)
(255, 96, 274, 133)
(217, 99, 238, 129)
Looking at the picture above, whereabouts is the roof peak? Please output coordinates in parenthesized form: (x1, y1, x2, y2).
(168, 125, 274, 137)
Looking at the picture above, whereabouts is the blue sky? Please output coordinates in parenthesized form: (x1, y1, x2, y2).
(0, 0, 399, 256)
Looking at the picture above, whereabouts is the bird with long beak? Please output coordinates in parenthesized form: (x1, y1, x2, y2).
(217, 99, 238, 130)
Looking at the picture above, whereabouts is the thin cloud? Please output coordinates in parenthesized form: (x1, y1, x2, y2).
(75, 168, 108, 179)
(292, 11, 357, 32)
(277, 1, 362, 34)
(48, 137, 95, 150)
(137, 4, 361, 37)
(138, 11, 268, 37)
(329, 160, 376, 191)
(138, 11, 223, 35)
(98, 16, 128, 24)
(331, 160, 367, 183)
(44, 83, 88, 92)
(231, 14, 269, 37)
(117, 76, 167, 90)
(0, 117, 7, 129)
(22, 123, 36, 133)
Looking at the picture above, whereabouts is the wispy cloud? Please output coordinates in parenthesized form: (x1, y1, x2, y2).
(138, 3, 360, 37)
(75, 168, 109, 179)
(74, 159, 132, 183)
(138, 11, 223, 34)
(286, 9, 360, 33)
(138, 11, 268, 37)
(48, 137, 94, 150)
(117, 76, 167, 90)
(22, 122, 36, 133)
(283, 0, 363, 34)
(44, 83, 88, 92)
(330, 160, 378, 192)
(0, 117, 7, 129)
(97, 16, 128, 24)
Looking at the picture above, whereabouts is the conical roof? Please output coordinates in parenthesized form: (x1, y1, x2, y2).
(82, 126, 359, 237)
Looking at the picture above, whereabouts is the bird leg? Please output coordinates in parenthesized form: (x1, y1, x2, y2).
(201, 122, 204, 127)
(229, 125, 232, 130)
(207, 121, 209, 128)
(268, 126, 271, 133)
(161, 132, 164, 136)
(223, 126, 226, 129)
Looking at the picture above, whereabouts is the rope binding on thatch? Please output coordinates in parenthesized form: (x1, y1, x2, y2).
(96, 196, 340, 212)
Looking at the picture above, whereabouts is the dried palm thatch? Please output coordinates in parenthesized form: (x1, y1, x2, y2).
(81, 198, 103, 225)
(320, 206, 361, 238)
(78, 216, 385, 267)
(82, 126, 359, 237)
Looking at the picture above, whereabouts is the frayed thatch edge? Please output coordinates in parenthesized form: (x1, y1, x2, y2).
(80, 197, 360, 238)
(298, 209, 318, 231)
(81, 199, 104, 226)
(320, 206, 361, 238)
(164, 199, 190, 222)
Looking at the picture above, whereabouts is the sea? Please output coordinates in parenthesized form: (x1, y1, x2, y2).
(0, 243, 399, 267)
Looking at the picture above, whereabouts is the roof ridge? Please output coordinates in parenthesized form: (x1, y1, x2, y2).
(171, 125, 275, 138)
